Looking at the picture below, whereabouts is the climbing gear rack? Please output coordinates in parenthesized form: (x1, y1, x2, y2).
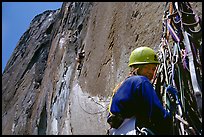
(153, 2, 202, 135)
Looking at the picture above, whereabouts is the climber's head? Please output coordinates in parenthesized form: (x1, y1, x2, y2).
(128, 46, 159, 80)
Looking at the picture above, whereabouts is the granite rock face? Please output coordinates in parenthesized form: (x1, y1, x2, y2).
(2, 2, 202, 135)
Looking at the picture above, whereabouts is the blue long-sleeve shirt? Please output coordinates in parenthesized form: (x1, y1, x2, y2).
(109, 75, 172, 134)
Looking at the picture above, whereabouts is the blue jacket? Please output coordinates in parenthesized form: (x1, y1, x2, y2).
(109, 75, 172, 134)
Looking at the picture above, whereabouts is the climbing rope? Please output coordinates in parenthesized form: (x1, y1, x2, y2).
(76, 84, 110, 115)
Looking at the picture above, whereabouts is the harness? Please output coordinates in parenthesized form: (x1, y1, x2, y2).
(153, 2, 202, 135)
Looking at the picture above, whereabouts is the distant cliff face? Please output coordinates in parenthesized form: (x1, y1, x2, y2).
(2, 2, 202, 135)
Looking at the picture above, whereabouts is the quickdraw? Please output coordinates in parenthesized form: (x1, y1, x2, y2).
(153, 2, 202, 135)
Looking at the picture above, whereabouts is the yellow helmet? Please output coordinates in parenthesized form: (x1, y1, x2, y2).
(128, 46, 160, 67)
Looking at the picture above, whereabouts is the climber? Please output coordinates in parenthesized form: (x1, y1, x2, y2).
(76, 50, 85, 71)
(107, 46, 173, 135)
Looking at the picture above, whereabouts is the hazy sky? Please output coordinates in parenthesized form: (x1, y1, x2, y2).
(2, 2, 63, 73)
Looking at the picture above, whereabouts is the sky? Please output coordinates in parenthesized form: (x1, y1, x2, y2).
(2, 2, 63, 73)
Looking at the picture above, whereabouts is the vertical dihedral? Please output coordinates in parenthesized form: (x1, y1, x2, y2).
(43, 2, 93, 135)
